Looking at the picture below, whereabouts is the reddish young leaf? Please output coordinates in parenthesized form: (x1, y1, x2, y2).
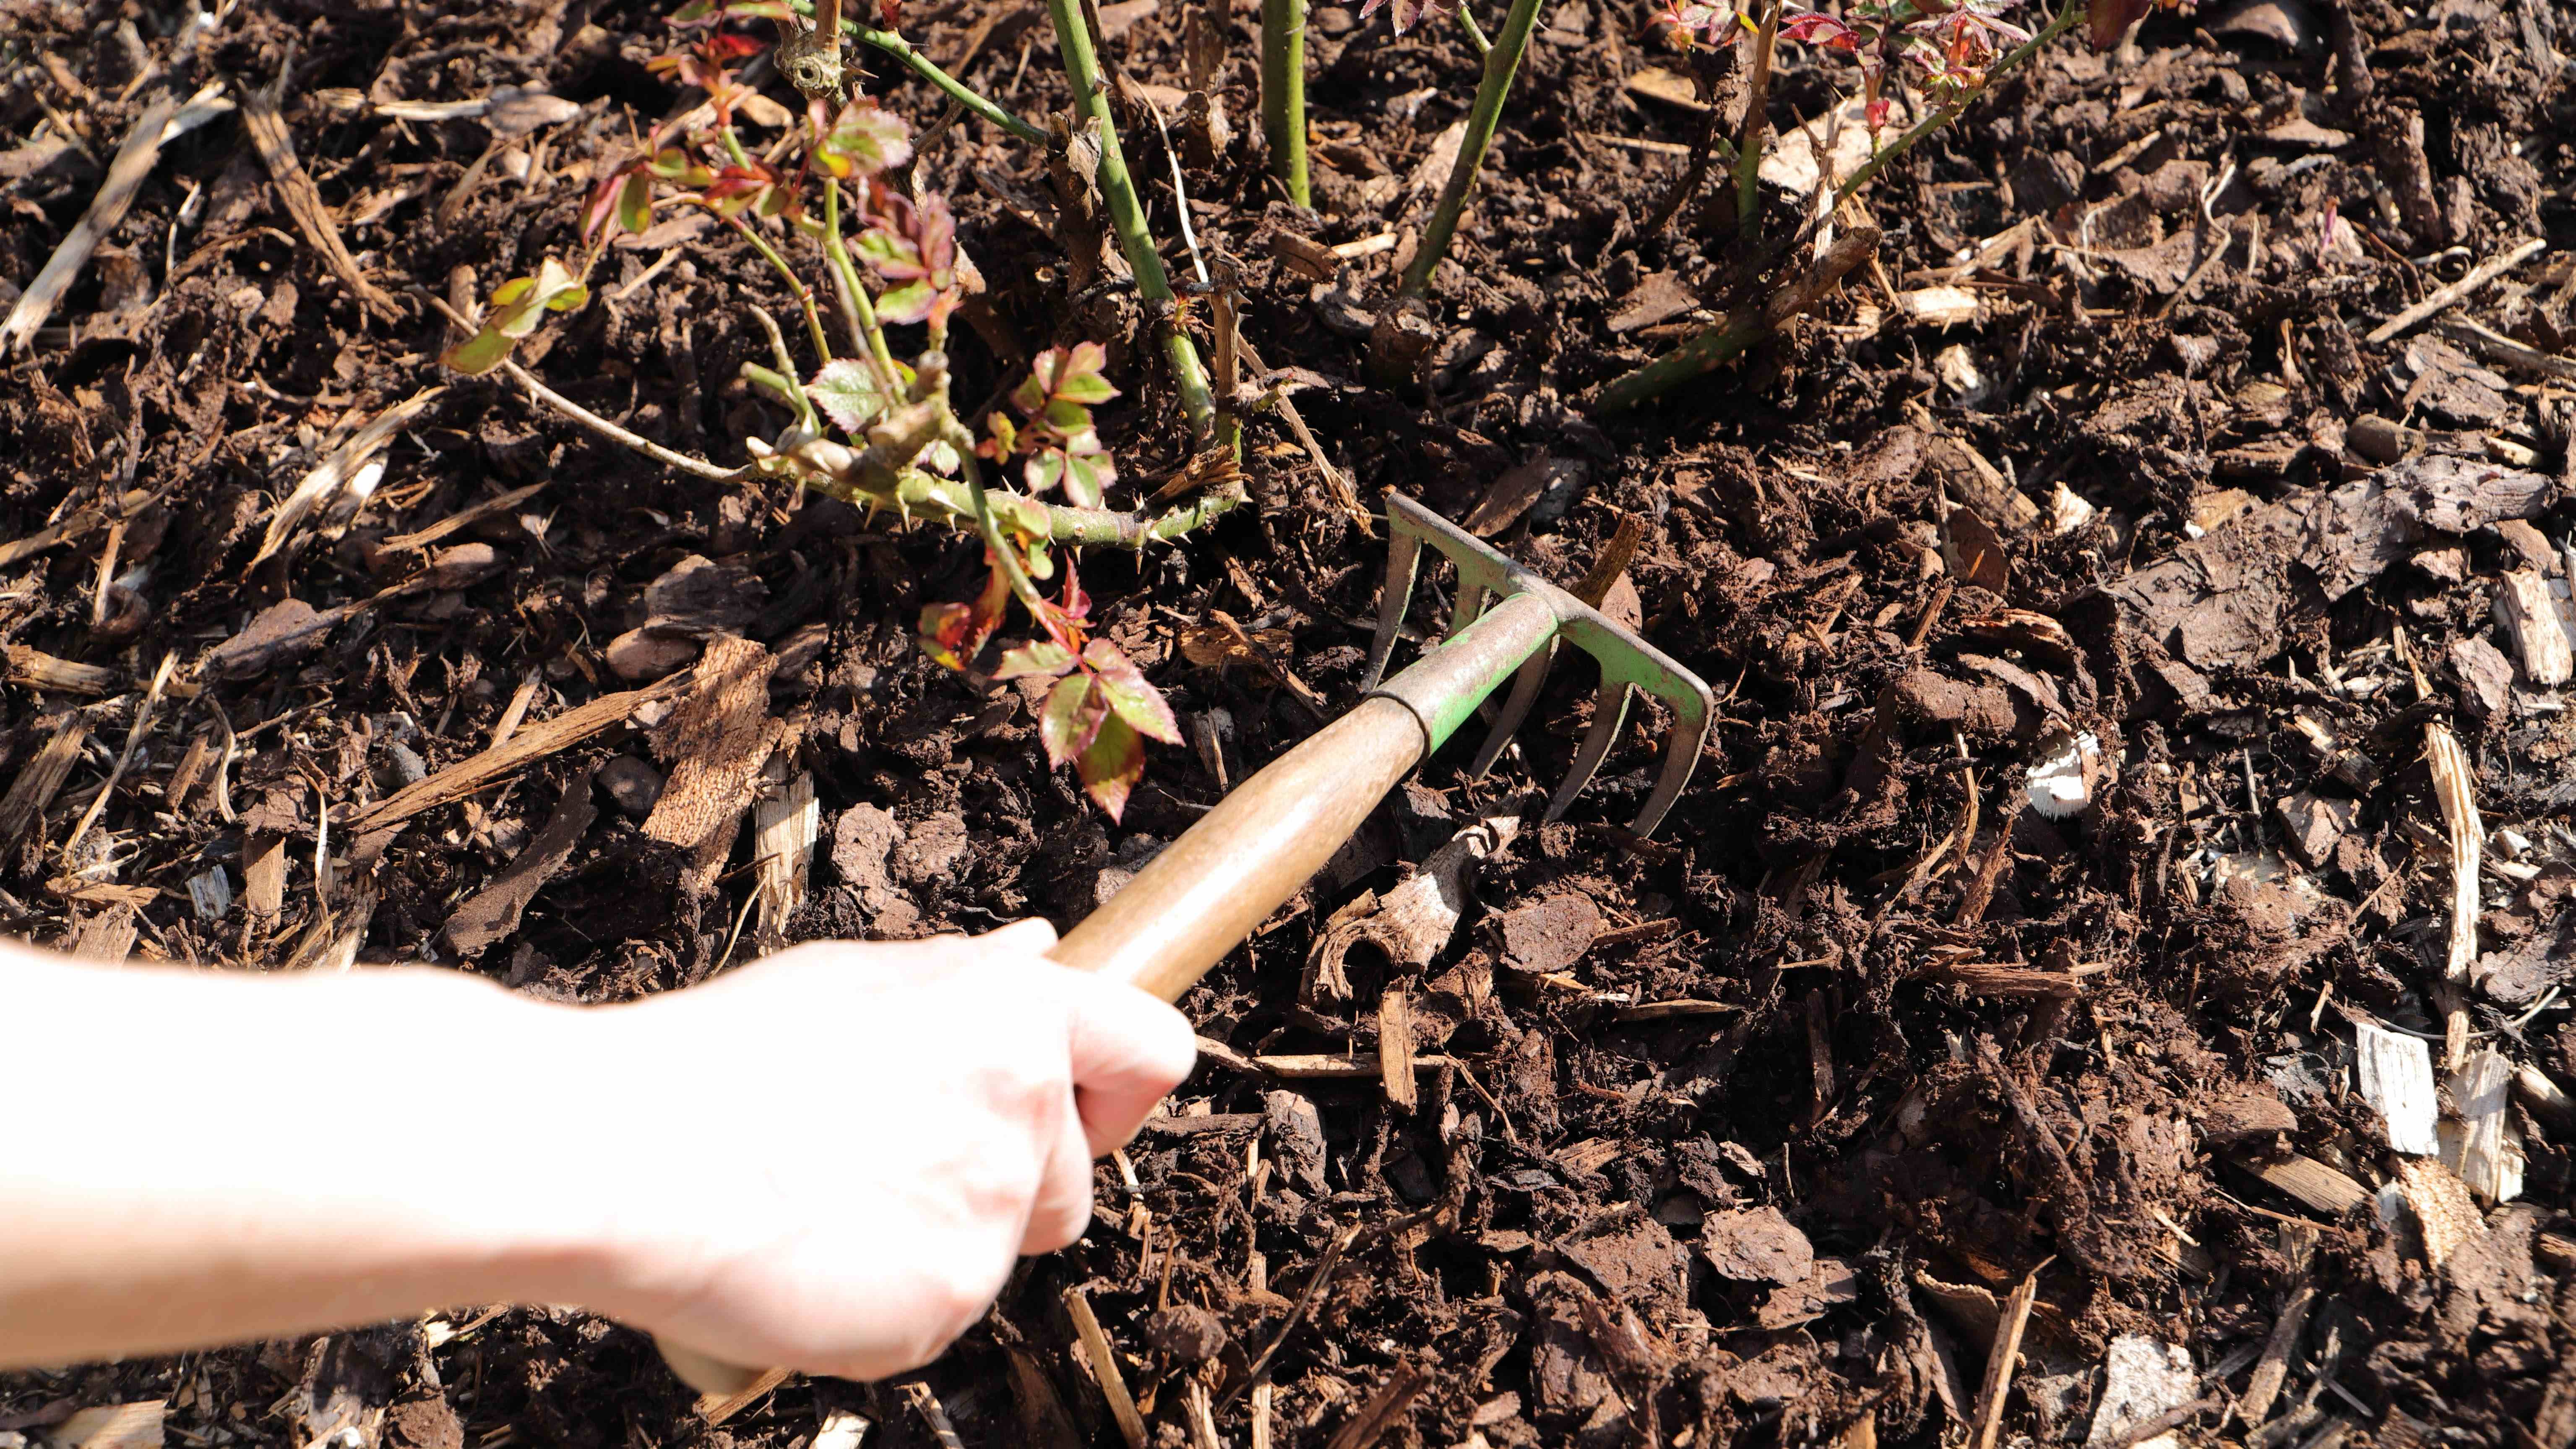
(812, 100, 913, 180)
(1076, 712, 1146, 821)
(1083, 640, 1182, 745)
(1354, 0, 1456, 35)
(1780, 10, 1863, 49)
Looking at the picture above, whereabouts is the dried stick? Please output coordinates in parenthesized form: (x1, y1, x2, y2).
(2365, 237, 2545, 345)
(60, 652, 177, 857)
(2425, 723, 2480, 1070)
(1063, 1287, 1150, 1449)
(1968, 1259, 2047, 1449)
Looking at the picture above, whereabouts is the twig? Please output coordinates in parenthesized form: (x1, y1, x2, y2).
(60, 652, 177, 857)
(901, 1383, 968, 1449)
(1062, 1287, 1150, 1449)
(2364, 237, 2545, 344)
(1224, 1223, 1364, 1406)
(1969, 1258, 2049, 1449)
(2425, 722, 2480, 1071)
(240, 65, 400, 321)
(1, 84, 234, 355)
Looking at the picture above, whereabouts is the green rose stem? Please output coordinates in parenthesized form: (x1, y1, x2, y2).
(1261, 0, 1311, 206)
(1399, 0, 1543, 298)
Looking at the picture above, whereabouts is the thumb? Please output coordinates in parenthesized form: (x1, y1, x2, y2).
(1063, 976, 1198, 1156)
(983, 917, 1061, 954)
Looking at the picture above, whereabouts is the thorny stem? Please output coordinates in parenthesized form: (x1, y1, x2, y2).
(718, 211, 836, 362)
(1260, 0, 1310, 206)
(1828, 0, 2086, 208)
(1457, 4, 1492, 56)
(818, 180, 902, 386)
(1399, 0, 1544, 298)
(784, 0, 1050, 142)
(1596, 2, 2084, 412)
(1043, 0, 1225, 448)
(950, 416, 1052, 621)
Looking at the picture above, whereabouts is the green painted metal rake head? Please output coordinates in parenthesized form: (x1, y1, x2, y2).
(1359, 494, 1716, 837)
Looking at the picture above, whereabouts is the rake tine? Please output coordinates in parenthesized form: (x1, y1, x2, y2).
(1450, 582, 1491, 638)
(1466, 641, 1555, 779)
(1630, 683, 1713, 837)
(1544, 680, 1632, 823)
(1360, 524, 1424, 694)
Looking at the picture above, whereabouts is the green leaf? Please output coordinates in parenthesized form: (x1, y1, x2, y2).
(1084, 640, 1180, 744)
(1024, 449, 1066, 498)
(806, 359, 887, 433)
(615, 171, 653, 235)
(813, 102, 915, 180)
(440, 324, 516, 376)
(993, 640, 1076, 680)
(1040, 674, 1100, 769)
(874, 280, 937, 326)
(1063, 451, 1111, 508)
(1076, 712, 1144, 821)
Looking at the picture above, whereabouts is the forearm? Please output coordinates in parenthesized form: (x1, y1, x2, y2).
(0, 945, 614, 1368)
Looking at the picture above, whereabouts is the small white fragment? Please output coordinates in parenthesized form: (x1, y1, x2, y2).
(2086, 1336, 2196, 1449)
(813, 1410, 870, 1449)
(2352, 1020, 2440, 1156)
(2024, 728, 2100, 819)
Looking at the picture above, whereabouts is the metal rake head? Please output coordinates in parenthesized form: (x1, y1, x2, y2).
(1358, 494, 1715, 837)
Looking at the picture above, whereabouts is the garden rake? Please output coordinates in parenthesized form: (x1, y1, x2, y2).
(658, 493, 1714, 1395)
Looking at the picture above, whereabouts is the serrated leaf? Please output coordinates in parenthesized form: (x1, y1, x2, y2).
(1040, 673, 1100, 768)
(993, 640, 1076, 680)
(875, 280, 937, 325)
(1076, 712, 1145, 821)
(813, 102, 914, 179)
(807, 359, 888, 433)
(1084, 639, 1181, 744)
(1063, 451, 1111, 508)
(1024, 449, 1067, 498)
(919, 601, 974, 670)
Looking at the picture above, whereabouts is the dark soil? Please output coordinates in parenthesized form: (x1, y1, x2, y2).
(6, 0, 2576, 1444)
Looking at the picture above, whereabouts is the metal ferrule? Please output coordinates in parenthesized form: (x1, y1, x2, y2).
(1365, 590, 1562, 756)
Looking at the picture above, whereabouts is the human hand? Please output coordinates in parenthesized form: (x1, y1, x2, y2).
(564, 920, 1196, 1381)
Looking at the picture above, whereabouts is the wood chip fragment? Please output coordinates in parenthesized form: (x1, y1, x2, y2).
(240, 85, 399, 320)
(1969, 1260, 2046, 1449)
(0, 713, 92, 850)
(250, 388, 445, 566)
(2425, 723, 2480, 1069)
(46, 1402, 165, 1449)
(2363, 236, 2546, 344)
(643, 637, 781, 901)
(2387, 1155, 2483, 1269)
(440, 770, 598, 958)
(694, 1368, 792, 1426)
(1063, 1287, 1149, 1449)
(1377, 984, 1418, 1111)
(2352, 1019, 2440, 1155)
(7, 646, 119, 696)
(2237, 1284, 2314, 1424)
(750, 770, 819, 947)
(2493, 568, 2573, 685)
(2441, 1047, 2521, 1202)
(1323, 1365, 1428, 1449)
(2247, 1154, 2370, 1216)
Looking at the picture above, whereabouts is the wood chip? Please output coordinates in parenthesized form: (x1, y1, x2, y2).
(45, 1402, 164, 1449)
(2441, 1047, 2521, 1202)
(1624, 66, 1707, 111)
(2425, 723, 2481, 1069)
(6, 646, 118, 695)
(751, 770, 819, 947)
(2388, 1155, 2482, 1269)
(1969, 1260, 2047, 1449)
(694, 1368, 792, 1426)
(2085, 1336, 2197, 1449)
(2352, 1019, 2440, 1155)
(440, 769, 597, 958)
(1323, 1366, 1428, 1449)
(1377, 984, 1418, 1111)
(0, 713, 92, 850)
(2237, 1284, 2314, 1424)
(2493, 568, 2573, 685)
(1063, 1287, 1149, 1449)
(240, 85, 399, 320)
(644, 637, 782, 900)
(2247, 1154, 2369, 1216)
(2364, 236, 2546, 345)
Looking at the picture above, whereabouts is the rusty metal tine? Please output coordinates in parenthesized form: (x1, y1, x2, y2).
(1466, 641, 1554, 779)
(1631, 680, 1712, 837)
(1359, 523, 1424, 694)
(1544, 680, 1633, 822)
(1450, 582, 1491, 638)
